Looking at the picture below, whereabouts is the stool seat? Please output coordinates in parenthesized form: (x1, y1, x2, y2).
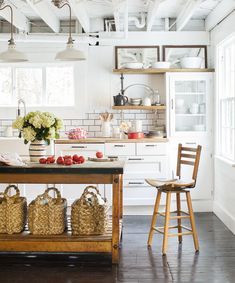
(146, 144, 202, 255)
(146, 178, 195, 190)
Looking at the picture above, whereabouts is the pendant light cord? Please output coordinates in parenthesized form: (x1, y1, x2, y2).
(53, 1, 73, 45)
(0, 4, 14, 45)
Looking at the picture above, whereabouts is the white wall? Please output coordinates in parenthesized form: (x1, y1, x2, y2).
(210, 11, 235, 233)
(0, 31, 210, 120)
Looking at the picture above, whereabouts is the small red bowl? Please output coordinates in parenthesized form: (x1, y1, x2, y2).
(127, 132, 145, 139)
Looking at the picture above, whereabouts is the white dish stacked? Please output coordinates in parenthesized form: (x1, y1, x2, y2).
(129, 98, 142, 106)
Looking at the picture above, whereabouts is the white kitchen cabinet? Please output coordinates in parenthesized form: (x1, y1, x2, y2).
(166, 72, 213, 202)
(105, 142, 168, 206)
(166, 72, 213, 141)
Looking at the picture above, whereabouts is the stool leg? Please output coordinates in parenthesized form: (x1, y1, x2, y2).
(186, 191, 199, 252)
(148, 190, 162, 246)
(162, 191, 171, 255)
(176, 193, 182, 243)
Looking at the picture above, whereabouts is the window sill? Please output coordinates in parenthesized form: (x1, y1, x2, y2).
(214, 155, 235, 167)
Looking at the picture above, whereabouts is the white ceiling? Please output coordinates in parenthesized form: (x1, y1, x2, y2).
(0, 0, 230, 32)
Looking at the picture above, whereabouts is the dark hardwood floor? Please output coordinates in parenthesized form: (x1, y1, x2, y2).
(0, 213, 234, 283)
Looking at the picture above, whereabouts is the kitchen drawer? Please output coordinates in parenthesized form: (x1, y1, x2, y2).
(122, 179, 157, 206)
(105, 143, 135, 156)
(55, 143, 105, 158)
(124, 156, 168, 179)
(136, 143, 167, 156)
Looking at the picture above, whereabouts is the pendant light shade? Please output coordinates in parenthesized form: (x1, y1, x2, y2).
(0, 3, 28, 63)
(53, 0, 86, 61)
(55, 43, 86, 61)
(0, 42, 28, 62)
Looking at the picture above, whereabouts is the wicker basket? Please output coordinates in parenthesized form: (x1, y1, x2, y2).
(0, 185, 27, 234)
(71, 186, 109, 236)
(28, 187, 67, 235)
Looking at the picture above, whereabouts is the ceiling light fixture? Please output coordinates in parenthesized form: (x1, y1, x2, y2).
(52, 0, 86, 61)
(0, 1, 28, 62)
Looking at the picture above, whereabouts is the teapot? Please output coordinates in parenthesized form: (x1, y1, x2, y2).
(113, 93, 128, 106)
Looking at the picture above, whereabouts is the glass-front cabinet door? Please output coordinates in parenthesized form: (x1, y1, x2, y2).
(168, 73, 212, 137)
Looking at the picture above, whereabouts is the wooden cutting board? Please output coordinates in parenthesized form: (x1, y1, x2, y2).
(88, 157, 118, 162)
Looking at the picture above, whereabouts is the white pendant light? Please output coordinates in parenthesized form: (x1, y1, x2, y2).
(0, 2, 28, 63)
(53, 0, 86, 61)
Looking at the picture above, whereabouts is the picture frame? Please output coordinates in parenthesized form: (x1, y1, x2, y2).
(162, 45, 208, 68)
(115, 46, 160, 69)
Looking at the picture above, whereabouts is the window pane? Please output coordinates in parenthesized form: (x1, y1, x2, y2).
(16, 68, 43, 106)
(46, 66, 74, 106)
(0, 67, 12, 105)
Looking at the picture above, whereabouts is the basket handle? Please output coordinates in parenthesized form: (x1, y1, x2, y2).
(45, 187, 62, 203)
(4, 185, 20, 198)
(35, 187, 62, 205)
(81, 190, 99, 205)
(83, 185, 101, 196)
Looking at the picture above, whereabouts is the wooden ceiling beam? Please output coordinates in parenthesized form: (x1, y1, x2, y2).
(147, 0, 163, 31)
(26, 0, 60, 33)
(69, 0, 90, 33)
(0, 0, 29, 32)
(205, 0, 235, 31)
(176, 0, 204, 31)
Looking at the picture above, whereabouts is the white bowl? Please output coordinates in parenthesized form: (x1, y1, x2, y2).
(151, 61, 171, 69)
(124, 62, 143, 69)
(180, 57, 203, 69)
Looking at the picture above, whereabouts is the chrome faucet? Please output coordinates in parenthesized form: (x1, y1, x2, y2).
(17, 99, 26, 117)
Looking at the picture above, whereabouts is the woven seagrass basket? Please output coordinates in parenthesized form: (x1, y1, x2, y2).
(0, 185, 27, 234)
(28, 187, 67, 235)
(71, 186, 109, 236)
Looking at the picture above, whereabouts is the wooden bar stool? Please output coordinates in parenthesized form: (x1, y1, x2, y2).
(146, 143, 202, 255)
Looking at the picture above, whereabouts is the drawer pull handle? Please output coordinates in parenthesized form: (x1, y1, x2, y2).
(71, 146, 87, 149)
(145, 144, 157, 147)
(185, 142, 196, 145)
(128, 158, 144, 161)
(114, 145, 125, 147)
(128, 182, 145, 185)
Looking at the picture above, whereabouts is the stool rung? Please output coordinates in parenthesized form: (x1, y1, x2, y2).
(168, 231, 193, 237)
(153, 225, 192, 233)
(158, 210, 189, 218)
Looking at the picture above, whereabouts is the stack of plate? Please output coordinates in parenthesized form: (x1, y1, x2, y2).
(130, 98, 142, 106)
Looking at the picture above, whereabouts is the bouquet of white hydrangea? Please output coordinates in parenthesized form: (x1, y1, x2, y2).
(12, 111, 63, 144)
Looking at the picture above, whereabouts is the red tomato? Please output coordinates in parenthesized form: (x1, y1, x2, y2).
(73, 154, 80, 162)
(47, 156, 55, 164)
(64, 158, 73, 166)
(64, 155, 72, 159)
(96, 151, 103, 159)
(78, 156, 85, 163)
(39, 158, 47, 164)
(56, 156, 64, 165)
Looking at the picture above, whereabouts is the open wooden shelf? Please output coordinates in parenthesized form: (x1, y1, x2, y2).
(112, 105, 166, 110)
(113, 68, 215, 74)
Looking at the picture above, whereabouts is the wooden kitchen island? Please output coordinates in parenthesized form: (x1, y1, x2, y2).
(0, 161, 124, 264)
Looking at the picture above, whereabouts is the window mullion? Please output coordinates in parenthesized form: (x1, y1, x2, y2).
(42, 67, 46, 106)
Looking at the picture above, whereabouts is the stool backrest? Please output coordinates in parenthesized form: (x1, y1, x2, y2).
(176, 144, 202, 183)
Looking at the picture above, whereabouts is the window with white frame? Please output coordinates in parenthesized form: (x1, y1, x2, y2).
(0, 65, 75, 107)
(217, 35, 235, 161)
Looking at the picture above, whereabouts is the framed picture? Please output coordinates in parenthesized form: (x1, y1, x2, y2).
(104, 18, 116, 32)
(162, 45, 207, 68)
(115, 46, 160, 69)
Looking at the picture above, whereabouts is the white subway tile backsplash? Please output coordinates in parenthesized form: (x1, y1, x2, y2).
(83, 120, 94, 126)
(0, 110, 166, 137)
(89, 126, 100, 132)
